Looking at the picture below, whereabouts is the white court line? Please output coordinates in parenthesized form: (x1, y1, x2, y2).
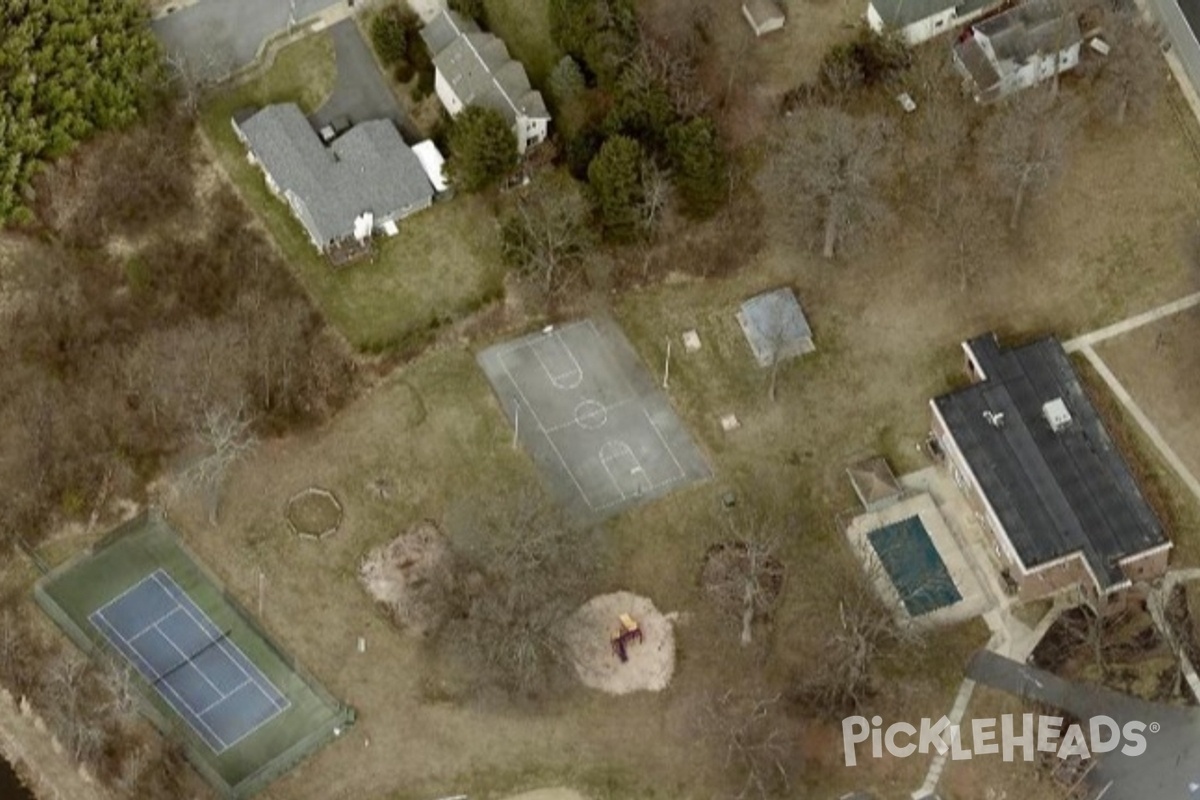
(213, 683, 291, 751)
(599, 441, 639, 501)
(154, 572, 291, 713)
(126, 606, 186, 645)
(500, 349, 599, 510)
(530, 332, 584, 388)
(643, 408, 688, 481)
(90, 572, 170, 632)
(92, 604, 230, 751)
(542, 398, 633, 434)
(194, 678, 251, 716)
(152, 620, 226, 699)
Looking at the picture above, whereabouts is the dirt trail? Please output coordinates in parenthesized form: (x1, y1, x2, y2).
(0, 690, 110, 800)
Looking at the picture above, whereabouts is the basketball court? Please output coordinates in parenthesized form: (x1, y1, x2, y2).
(477, 318, 710, 521)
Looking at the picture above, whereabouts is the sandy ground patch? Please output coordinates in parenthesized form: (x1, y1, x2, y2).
(358, 520, 453, 636)
(562, 592, 675, 695)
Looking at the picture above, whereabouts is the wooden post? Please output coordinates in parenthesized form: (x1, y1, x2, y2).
(512, 400, 520, 448)
(663, 337, 672, 390)
(258, 570, 265, 617)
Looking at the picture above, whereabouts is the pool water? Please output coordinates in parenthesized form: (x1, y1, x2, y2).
(867, 515, 962, 616)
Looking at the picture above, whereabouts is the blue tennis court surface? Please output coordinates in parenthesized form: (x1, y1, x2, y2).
(89, 570, 289, 753)
(867, 516, 962, 617)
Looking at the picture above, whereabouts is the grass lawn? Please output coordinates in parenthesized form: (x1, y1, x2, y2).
(200, 33, 506, 352)
(483, 0, 562, 88)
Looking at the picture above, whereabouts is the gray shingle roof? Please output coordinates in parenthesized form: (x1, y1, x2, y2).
(870, 0, 996, 28)
(934, 334, 1167, 590)
(975, 0, 1081, 62)
(421, 10, 549, 124)
(236, 104, 433, 247)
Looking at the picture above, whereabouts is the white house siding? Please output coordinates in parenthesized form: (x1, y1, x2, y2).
(435, 71, 465, 115)
(516, 116, 549, 153)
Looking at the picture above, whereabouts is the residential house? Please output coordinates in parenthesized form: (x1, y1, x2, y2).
(930, 334, 1170, 606)
(742, 0, 786, 37)
(233, 103, 434, 253)
(953, 0, 1082, 102)
(866, 0, 1005, 45)
(420, 10, 551, 154)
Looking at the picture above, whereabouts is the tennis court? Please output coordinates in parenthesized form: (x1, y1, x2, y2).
(868, 515, 962, 617)
(36, 514, 351, 799)
(90, 569, 290, 754)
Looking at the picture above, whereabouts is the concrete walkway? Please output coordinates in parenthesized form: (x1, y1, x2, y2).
(1077, 345, 1200, 507)
(1063, 290, 1200, 353)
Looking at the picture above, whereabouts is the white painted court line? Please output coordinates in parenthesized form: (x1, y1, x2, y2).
(156, 573, 291, 713)
(92, 604, 230, 751)
(127, 606, 186, 645)
(195, 678, 252, 717)
(643, 407, 688, 481)
(214, 683, 291, 751)
(153, 620, 226, 698)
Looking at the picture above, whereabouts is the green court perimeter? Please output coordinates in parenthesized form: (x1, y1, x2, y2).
(35, 513, 352, 799)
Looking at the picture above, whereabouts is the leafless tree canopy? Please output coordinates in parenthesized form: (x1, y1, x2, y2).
(697, 686, 794, 800)
(773, 107, 896, 259)
(794, 550, 923, 718)
(500, 182, 595, 298)
(437, 488, 608, 699)
(703, 511, 787, 645)
(1085, 8, 1164, 125)
(980, 89, 1080, 230)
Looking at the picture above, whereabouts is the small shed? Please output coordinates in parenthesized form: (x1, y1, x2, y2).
(742, 0, 786, 37)
(736, 287, 814, 368)
(846, 457, 904, 512)
(412, 140, 448, 194)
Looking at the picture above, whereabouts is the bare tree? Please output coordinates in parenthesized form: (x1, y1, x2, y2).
(184, 402, 257, 525)
(698, 686, 793, 800)
(439, 488, 607, 698)
(796, 549, 923, 717)
(775, 108, 896, 259)
(500, 184, 595, 298)
(1085, 9, 1164, 125)
(44, 652, 103, 763)
(936, 176, 1005, 291)
(703, 511, 786, 646)
(979, 89, 1079, 230)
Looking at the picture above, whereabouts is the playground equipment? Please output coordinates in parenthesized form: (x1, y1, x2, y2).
(610, 613, 644, 663)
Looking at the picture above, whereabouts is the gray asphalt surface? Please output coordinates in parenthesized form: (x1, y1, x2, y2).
(1145, 0, 1200, 100)
(969, 650, 1200, 799)
(311, 20, 405, 130)
(152, 0, 344, 82)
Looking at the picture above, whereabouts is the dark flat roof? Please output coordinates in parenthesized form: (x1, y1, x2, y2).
(934, 334, 1167, 589)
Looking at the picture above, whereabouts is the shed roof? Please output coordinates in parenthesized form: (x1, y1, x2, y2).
(934, 334, 1167, 590)
(847, 457, 904, 510)
(743, 0, 785, 26)
(412, 140, 448, 193)
(870, 0, 997, 28)
(736, 288, 814, 368)
(235, 104, 433, 247)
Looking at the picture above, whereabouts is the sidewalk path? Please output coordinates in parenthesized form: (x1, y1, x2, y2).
(1063, 291, 1200, 353)
(1078, 345, 1200, 507)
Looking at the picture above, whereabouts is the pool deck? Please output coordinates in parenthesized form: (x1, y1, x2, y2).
(845, 468, 996, 627)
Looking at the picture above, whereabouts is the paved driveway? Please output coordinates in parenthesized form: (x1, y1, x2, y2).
(152, 0, 344, 82)
(311, 20, 406, 131)
(970, 650, 1200, 800)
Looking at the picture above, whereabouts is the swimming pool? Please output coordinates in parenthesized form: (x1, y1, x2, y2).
(867, 515, 961, 616)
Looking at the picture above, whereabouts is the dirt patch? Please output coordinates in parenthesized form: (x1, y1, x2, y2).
(358, 521, 455, 636)
(701, 541, 784, 613)
(285, 487, 344, 539)
(561, 592, 675, 695)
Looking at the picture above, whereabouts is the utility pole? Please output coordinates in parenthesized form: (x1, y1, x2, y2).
(662, 337, 672, 389)
(512, 399, 520, 448)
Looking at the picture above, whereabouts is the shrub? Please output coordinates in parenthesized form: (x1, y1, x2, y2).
(587, 135, 645, 241)
(446, 106, 519, 192)
(370, 5, 417, 65)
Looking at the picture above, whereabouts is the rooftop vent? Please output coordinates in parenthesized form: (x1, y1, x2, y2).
(983, 410, 1006, 428)
(1043, 398, 1072, 432)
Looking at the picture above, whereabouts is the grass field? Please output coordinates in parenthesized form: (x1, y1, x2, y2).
(200, 33, 506, 351)
(482, 0, 562, 87)
(34, 515, 348, 798)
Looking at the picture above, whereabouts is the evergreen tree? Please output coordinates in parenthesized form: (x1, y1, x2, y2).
(667, 117, 728, 219)
(0, 0, 161, 223)
(445, 107, 518, 192)
(587, 135, 644, 241)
